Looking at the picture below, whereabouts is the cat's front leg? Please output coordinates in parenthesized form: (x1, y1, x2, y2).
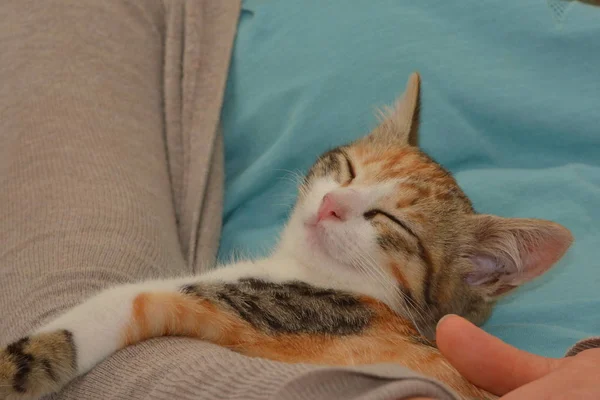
(0, 277, 199, 400)
(0, 261, 268, 400)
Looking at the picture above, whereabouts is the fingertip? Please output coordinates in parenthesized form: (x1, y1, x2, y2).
(436, 313, 461, 332)
(436, 314, 476, 349)
(435, 315, 557, 396)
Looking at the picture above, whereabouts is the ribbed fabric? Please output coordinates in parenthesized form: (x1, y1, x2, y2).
(61, 339, 459, 400)
(0, 1, 461, 399)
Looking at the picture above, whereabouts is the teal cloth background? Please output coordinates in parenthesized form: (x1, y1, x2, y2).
(218, 0, 600, 358)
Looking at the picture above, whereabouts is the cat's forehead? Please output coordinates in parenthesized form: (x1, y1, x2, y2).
(347, 143, 473, 211)
(349, 144, 450, 186)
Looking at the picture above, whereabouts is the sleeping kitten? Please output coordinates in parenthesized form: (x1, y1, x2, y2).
(0, 73, 572, 400)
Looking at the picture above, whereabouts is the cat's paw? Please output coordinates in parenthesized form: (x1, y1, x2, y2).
(0, 330, 76, 400)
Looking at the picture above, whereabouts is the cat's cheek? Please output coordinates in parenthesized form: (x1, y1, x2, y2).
(325, 221, 379, 265)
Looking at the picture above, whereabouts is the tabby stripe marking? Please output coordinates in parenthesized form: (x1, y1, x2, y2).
(5, 337, 33, 393)
(179, 279, 373, 335)
(41, 359, 57, 382)
(61, 330, 77, 372)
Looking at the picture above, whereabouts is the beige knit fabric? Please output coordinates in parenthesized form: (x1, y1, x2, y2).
(0, 1, 461, 399)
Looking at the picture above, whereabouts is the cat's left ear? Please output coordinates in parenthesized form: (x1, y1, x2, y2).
(370, 72, 421, 147)
(466, 215, 573, 299)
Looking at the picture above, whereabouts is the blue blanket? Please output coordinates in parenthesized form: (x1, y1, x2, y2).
(218, 0, 600, 357)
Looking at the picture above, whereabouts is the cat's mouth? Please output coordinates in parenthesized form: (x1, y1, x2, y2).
(303, 217, 327, 250)
(303, 215, 344, 261)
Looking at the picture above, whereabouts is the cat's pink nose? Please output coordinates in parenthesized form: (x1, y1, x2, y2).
(317, 193, 347, 222)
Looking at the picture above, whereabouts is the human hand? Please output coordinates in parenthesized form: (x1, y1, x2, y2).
(436, 314, 600, 399)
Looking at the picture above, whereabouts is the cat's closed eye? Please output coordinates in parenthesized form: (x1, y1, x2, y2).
(344, 154, 356, 182)
(364, 209, 418, 239)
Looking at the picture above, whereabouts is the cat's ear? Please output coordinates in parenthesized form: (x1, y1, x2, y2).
(370, 72, 421, 147)
(466, 215, 573, 298)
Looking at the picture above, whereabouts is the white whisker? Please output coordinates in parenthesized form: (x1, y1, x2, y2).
(332, 236, 430, 333)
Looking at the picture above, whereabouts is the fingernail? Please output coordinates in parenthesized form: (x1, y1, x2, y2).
(436, 314, 457, 330)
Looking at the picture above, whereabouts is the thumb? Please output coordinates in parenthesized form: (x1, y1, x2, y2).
(435, 315, 560, 396)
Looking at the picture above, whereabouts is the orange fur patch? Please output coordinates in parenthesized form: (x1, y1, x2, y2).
(388, 262, 411, 291)
(124, 292, 249, 347)
(120, 293, 492, 399)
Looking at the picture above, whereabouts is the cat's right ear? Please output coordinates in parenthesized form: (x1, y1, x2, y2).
(465, 215, 573, 299)
(369, 72, 421, 147)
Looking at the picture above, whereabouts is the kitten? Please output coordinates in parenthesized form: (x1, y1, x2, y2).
(0, 73, 572, 400)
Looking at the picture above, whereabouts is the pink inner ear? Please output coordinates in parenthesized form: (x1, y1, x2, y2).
(519, 235, 571, 282)
(466, 215, 573, 295)
(466, 255, 500, 286)
(466, 254, 519, 297)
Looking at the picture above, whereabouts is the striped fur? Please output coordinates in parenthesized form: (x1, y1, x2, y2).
(0, 73, 572, 399)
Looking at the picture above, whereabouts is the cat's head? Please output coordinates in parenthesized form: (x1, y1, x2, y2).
(278, 73, 573, 340)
